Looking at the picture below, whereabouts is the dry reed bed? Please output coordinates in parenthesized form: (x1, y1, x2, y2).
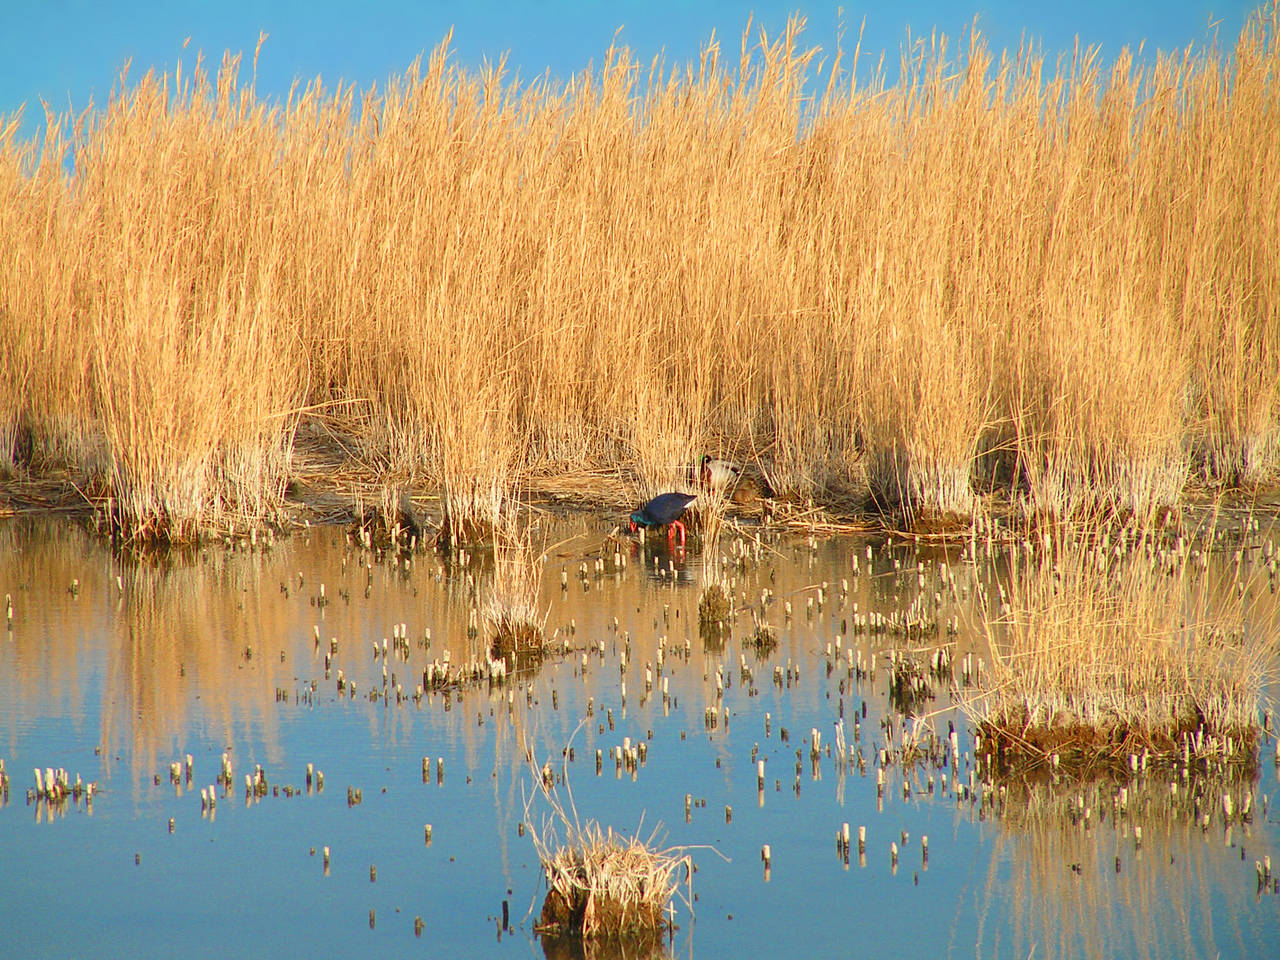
(964, 521, 1278, 771)
(1, 9, 1278, 540)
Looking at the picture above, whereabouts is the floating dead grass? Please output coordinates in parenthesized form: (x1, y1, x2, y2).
(962, 519, 1277, 773)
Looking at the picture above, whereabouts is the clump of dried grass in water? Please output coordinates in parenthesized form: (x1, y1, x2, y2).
(483, 510, 548, 667)
(525, 757, 692, 943)
(695, 509, 734, 644)
(961, 517, 1277, 773)
(697, 571, 733, 647)
(534, 822, 688, 943)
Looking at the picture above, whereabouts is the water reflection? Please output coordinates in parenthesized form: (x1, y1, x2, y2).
(2, 521, 294, 784)
(0, 517, 1276, 959)
(541, 934, 673, 960)
(976, 771, 1269, 960)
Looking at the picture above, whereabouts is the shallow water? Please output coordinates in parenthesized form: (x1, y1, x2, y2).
(1, 516, 1277, 959)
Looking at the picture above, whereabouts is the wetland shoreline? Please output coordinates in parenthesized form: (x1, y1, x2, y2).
(2, 5, 1279, 955)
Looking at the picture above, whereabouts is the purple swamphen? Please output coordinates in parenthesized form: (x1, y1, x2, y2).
(629, 492, 698, 546)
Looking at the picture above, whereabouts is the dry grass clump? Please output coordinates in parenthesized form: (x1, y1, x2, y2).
(696, 520, 733, 641)
(2, 9, 1279, 537)
(535, 822, 685, 942)
(744, 619, 779, 658)
(697, 570, 732, 647)
(963, 520, 1276, 771)
(526, 768, 690, 943)
(886, 651, 936, 716)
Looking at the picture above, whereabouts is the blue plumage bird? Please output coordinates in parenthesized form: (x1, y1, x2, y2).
(629, 492, 698, 546)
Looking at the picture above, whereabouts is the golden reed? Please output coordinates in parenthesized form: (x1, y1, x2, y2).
(1, 8, 1276, 539)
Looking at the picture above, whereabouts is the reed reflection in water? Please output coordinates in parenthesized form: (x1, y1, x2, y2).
(972, 770, 1275, 960)
(0, 517, 1275, 960)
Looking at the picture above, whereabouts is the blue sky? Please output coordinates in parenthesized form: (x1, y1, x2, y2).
(0, 1, 1261, 141)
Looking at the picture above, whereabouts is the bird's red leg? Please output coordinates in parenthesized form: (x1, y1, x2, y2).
(673, 520, 687, 546)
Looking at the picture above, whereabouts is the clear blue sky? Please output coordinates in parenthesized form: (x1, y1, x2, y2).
(0, 1, 1261, 142)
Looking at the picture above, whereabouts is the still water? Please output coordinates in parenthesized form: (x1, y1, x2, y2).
(1, 516, 1276, 959)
